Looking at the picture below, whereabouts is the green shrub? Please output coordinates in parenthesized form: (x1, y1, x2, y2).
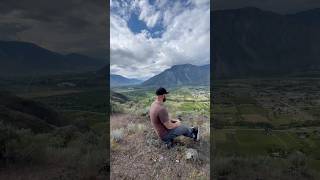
(111, 102, 125, 114)
(287, 151, 308, 176)
(1, 126, 48, 165)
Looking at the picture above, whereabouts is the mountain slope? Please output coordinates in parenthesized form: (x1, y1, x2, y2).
(0, 41, 106, 77)
(290, 8, 320, 27)
(213, 7, 320, 78)
(110, 74, 142, 87)
(0, 91, 63, 133)
(142, 64, 209, 87)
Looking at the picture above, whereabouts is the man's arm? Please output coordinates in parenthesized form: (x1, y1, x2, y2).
(164, 120, 181, 129)
(171, 118, 180, 123)
(159, 108, 181, 129)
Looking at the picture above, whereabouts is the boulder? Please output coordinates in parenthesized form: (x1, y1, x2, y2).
(185, 148, 198, 160)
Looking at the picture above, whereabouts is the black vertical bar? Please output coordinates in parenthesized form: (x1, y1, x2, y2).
(105, 0, 111, 178)
(210, 0, 215, 179)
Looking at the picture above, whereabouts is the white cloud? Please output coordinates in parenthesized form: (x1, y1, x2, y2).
(111, 0, 210, 80)
(135, 0, 161, 28)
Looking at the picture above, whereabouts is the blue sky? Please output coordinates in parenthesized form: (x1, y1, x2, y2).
(127, 11, 164, 38)
(110, 0, 210, 80)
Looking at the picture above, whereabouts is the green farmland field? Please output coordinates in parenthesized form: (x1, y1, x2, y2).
(213, 78, 320, 179)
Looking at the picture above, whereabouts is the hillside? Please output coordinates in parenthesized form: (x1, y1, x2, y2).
(0, 89, 108, 179)
(111, 91, 130, 103)
(213, 7, 320, 78)
(110, 86, 210, 179)
(142, 64, 209, 87)
(0, 41, 106, 77)
(0, 91, 62, 133)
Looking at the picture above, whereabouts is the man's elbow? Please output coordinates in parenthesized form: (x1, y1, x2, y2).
(164, 122, 179, 129)
(165, 124, 174, 129)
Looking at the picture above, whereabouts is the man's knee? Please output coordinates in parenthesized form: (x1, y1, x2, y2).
(178, 124, 190, 131)
(173, 124, 190, 135)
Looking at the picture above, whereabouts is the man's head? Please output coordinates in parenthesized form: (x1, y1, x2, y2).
(156, 87, 169, 102)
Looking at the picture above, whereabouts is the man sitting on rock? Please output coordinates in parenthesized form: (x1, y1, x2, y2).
(149, 87, 199, 149)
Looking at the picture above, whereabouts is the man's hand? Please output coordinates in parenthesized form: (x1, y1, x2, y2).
(174, 121, 181, 127)
(164, 119, 181, 129)
(171, 119, 181, 123)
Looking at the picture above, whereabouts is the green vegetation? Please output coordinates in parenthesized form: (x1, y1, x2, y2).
(0, 73, 108, 179)
(111, 86, 210, 117)
(213, 78, 320, 179)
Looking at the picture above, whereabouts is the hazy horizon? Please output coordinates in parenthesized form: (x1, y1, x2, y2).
(111, 63, 210, 81)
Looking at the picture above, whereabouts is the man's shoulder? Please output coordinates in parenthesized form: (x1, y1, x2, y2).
(158, 104, 167, 113)
(150, 101, 157, 109)
(150, 101, 166, 112)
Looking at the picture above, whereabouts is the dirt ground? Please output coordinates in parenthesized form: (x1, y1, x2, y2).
(110, 114, 210, 180)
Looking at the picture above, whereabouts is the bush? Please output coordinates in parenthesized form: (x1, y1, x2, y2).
(111, 102, 125, 114)
(287, 151, 308, 176)
(127, 123, 135, 132)
(213, 156, 282, 179)
(50, 125, 80, 148)
(45, 130, 107, 179)
(0, 120, 108, 179)
(0, 125, 49, 165)
(136, 124, 146, 132)
(0, 122, 18, 165)
(111, 128, 124, 142)
(127, 123, 146, 134)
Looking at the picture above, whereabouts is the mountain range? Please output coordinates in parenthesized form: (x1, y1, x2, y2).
(3, 7, 319, 81)
(110, 74, 142, 87)
(142, 64, 209, 87)
(213, 7, 320, 78)
(0, 41, 107, 77)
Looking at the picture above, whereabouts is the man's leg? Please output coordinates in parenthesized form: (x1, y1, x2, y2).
(162, 124, 194, 146)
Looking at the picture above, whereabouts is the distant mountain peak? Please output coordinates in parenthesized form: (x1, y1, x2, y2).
(0, 41, 106, 77)
(171, 63, 193, 67)
(291, 7, 320, 15)
(65, 53, 88, 57)
(215, 7, 264, 13)
(110, 74, 142, 87)
(142, 64, 209, 87)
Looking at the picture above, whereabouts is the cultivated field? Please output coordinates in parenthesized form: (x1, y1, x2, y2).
(213, 78, 320, 179)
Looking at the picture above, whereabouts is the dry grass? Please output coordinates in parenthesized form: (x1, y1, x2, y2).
(110, 114, 210, 180)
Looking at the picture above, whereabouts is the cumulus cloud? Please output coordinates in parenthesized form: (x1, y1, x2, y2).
(110, 0, 210, 80)
(135, 0, 161, 28)
(0, 0, 108, 59)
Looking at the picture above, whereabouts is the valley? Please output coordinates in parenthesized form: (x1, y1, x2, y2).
(0, 71, 109, 179)
(213, 78, 320, 179)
